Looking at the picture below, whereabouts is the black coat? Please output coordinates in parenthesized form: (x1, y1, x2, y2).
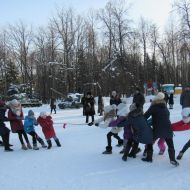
(133, 92, 145, 108)
(180, 90, 190, 108)
(118, 108, 153, 144)
(110, 96, 122, 106)
(84, 96, 95, 116)
(144, 100, 173, 139)
(0, 107, 10, 136)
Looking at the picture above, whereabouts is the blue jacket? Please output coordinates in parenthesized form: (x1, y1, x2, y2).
(24, 116, 38, 133)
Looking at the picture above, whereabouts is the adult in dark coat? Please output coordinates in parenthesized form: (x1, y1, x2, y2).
(143, 92, 179, 166)
(50, 97, 56, 114)
(110, 91, 122, 106)
(84, 92, 95, 125)
(132, 88, 145, 109)
(81, 93, 86, 116)
(0, 100, 13, 151)
(180, 86, 190, 108)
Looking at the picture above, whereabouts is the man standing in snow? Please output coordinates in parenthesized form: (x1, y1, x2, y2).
(132, 87, 145, 109)
(180, 85, 190, 108)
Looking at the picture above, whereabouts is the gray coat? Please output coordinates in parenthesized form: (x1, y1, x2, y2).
(180, 90, 190, 108)
(144, 99, 173, 139)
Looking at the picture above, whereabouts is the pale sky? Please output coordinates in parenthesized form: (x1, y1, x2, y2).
(0, 0, 174, 31)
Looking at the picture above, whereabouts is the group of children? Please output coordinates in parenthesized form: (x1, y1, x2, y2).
(0, 99, 61, 152)
(92, 91, 190, 167)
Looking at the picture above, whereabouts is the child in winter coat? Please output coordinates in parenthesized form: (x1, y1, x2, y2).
(37, 112, 61, 149)
(0, 100, 13, 152)
(117, 103, 153, 161)
(94, 103, 125, 154)
(8, 99, 32, 150)
(24, 110, 47, 150)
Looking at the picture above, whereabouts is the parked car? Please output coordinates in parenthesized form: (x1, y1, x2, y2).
(58, 96, 82, 109)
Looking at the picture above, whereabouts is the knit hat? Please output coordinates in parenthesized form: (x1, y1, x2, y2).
(28, 110, 34, 116)
(153, 92, 165, 101)
(40, 111, 47, 117)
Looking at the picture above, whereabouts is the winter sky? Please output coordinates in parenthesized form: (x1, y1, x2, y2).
(0, 0, 174, 32)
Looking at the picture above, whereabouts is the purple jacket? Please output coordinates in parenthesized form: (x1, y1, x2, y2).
(108, 116, 126, 127)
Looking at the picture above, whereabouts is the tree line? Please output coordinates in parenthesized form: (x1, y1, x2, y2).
(0, 0, 190, 102)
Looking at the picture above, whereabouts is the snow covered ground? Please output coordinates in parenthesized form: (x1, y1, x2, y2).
(1, 95, 190, 190)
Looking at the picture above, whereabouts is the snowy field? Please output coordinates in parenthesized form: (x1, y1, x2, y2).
(1, 95, 190, 190)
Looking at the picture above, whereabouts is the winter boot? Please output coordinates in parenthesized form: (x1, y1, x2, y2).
(33, 144, 39, 150)
(128, 143, 140, 158)
(102, 146, 112, 154)
(176, 151, 184, 160)
(168, 149, 179, 166)
(4, 147, 14, 152)
(122, 143, 132, 161)
(116, 139, 123, 147)
(38, 138, 47, 148)
(141, 150, 153, 162)
(88, 122, 94, 126)
(47, 140, 52, 149)
(55, 139, 61, 147)
(27, 143, 32, 149)
(21, 144, 28, 150)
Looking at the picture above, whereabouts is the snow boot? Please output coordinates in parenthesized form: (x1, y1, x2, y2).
(128, 143, 140, 158)
(55, 139, 61, 147)
(168, 149, 179, 166)
(122, 142, 132, 161)
(88, 122, 94, 126)
(47, 140, 52, 149)
(141, 149, 153, 163)
(102, 146, 112, 154)
(116, 139, 123, 147)
(21, 144, 28, 150)
(33, 144, 39, 150)
(176, 151, 184, 160)
(27, 143, 32, 149)
(170, 160, 179, 166)
(38, 138, 47, 148)
(4, 147, 14, 152)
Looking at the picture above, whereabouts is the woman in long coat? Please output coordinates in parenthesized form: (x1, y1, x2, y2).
(84, 92, 95, 125)
(143, 92, 179, 166)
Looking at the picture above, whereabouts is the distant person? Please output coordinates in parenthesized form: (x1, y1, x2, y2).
(84, 92, 95, 125)
(50, 97, 56, 114)
(98, 95, 104, 116)
(180, 85, 190, 108)
(168, 92, 174, 109)
(132, 87, 145, 109)
(110, 91, 122, 106)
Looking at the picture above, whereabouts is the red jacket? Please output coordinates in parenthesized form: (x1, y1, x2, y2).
(37, 116, 56, 139)
(8, 109, 24, 133)
(171, 120, 190, 131)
